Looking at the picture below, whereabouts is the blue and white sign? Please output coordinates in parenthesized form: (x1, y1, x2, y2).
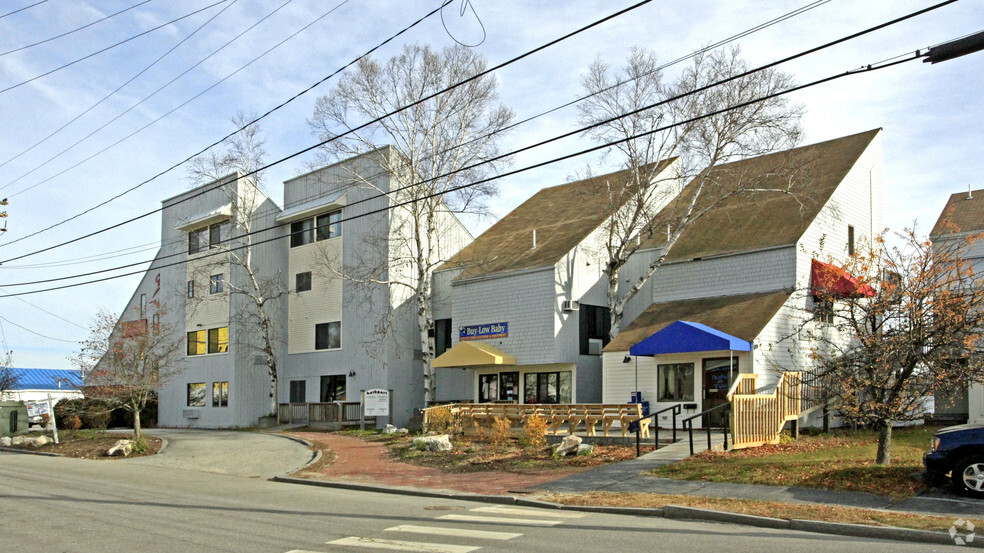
(459, 322, 508, 341)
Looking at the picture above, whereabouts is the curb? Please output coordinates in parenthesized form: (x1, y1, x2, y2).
(269, 476, 975, 546)
(0, 446, 64, 457)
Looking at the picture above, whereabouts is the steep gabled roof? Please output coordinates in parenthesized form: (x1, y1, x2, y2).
(604, 290, 792, 352)
(931, 189, 984, 236)
(443, 159, 675, 281)
(641, 129, 881, 261)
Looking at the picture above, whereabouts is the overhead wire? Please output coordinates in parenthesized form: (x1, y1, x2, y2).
(0, 315, 80, 342)
(0, 0, 155, 58)
(0, 287, 88, 330)
(0, 0, 659, 258)
(0, 0, 230, 95)
(0, 49, 933, 297)
(0, 0, 447, 236)
(0, 0, 955, 269)
(0, 0, 243, 172)
(0, 1, 48, 20)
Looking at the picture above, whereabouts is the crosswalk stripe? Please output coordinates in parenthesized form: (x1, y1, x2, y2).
(470, 506, 586, 519)
(285, 550, 323, 552)
(326, 537, 479, 552)
(436, 514, 562, 526)
(384, 524, 522, 540)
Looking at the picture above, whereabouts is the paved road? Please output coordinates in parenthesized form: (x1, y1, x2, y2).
(124, 429, 315, 478)
(0, 452, 960, 553)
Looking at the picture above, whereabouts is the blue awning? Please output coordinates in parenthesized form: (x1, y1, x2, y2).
(629, 320, 751, 356)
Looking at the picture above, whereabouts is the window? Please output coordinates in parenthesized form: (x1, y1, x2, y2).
(316, 210, 342, 240)
(296, 272, 312, 292)
(435, 319, 452, 357)
(140, 294, 147, 319)
(151, 313, 159, 334)
(499, 372, 519, 402)
(848, 225, 855, 256)
(579, 304, 611, 355)
(320, 375, 346, 402)
(524, 371, 572, 404)
(657, 363, 695, 402)
(188, 327, 227, 355)
(188, 227, 207, 254)
(814, 297, 834, 324)
(187, 330, 206, 356)
(289, 380, 306, 403)
(290, 211, 342, 247)
(315, 321, 341, 350)
(212, 381, 229, 407)
(187, 280, 195, 299)
(209, 221, 229, 249)
(207, 327, 229, 353)
(290, 219, 314, 247)
(479, 374, 498, 403)
(210, 274, 224, 294)
(187, 382, 206, 407)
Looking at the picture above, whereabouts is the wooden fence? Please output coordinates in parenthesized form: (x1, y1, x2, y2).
(728, 372, 805, 449)
(277, 402, 369, 426)
(421, 403, 648, 438)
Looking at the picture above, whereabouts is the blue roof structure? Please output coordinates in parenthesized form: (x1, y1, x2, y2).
(6, 368, 81, 391)
(629, 320, 752, 356)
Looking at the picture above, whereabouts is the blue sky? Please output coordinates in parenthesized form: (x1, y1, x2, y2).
(0, 0, 981, 369)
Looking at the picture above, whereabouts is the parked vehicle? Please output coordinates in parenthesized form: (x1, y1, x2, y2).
(924, 424, 984, 498)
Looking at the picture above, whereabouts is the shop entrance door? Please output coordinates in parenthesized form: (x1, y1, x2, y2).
(702, 357, 737, 427)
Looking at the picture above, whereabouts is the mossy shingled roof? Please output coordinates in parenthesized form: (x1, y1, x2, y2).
(641, 129, 881, 261)
(931, 189, 984, 236)
(443, 160, 674, 281)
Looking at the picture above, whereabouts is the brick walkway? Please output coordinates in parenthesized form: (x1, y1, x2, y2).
(289, 432, 587, 495)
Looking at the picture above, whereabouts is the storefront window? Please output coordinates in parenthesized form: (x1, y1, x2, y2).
(657, 363, 695, 402)
(499, 372, 519, 402)
(479, 374, 498, 403)
(523, 371, 572, 404)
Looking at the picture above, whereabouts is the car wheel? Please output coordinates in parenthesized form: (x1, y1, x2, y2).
(952, 457, 984, 498)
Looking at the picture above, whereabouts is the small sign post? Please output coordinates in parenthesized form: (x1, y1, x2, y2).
(362, 389, 390, 430)
(47, 393, 58, 444)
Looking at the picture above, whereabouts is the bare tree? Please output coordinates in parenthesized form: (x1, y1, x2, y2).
(0, 350, 18, 399)
(187, 113, 287, 416)
(76, 306, 183, 441)
(803, 228, 984, 465)
(578, 46, 803, 337)
(308, 43, 514, 405)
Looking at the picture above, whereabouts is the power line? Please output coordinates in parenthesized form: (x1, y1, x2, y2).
(0, 0, 229, 95)
(0, 50, 929, 297)
(0, 0, 155, 58)
(0, 287, 88, 329)
(0, 0, 47, 20)
(0, 0, 954, 267)
(0, 0, 452, 243)
(0, 0, 242, 173)
(0, 315, 80, 342)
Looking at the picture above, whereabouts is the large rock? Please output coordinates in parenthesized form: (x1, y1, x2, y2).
(554, 435, 582, 457)
(413, 434, 452, 452)
(0, 436, 10, 447)
(107, 439, 133, 457)
(383, 424, 399, 434)
(577, 443, 594, 456)
(31, 435, 53, 447)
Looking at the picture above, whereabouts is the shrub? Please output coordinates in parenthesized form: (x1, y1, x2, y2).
(488, 416, 513, 451)
(522, 413, 548, 452)
(426, 406, 455, 434)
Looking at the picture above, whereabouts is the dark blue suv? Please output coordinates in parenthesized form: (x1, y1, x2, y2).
(924, 424, 984, 498)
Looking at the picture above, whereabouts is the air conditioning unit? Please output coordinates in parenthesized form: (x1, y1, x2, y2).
(588, 338, 603, 355)
(562, 299, 580, 312)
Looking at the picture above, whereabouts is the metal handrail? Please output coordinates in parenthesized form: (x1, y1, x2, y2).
(681, 402, 732, 456)
(631, 404, 683, 457)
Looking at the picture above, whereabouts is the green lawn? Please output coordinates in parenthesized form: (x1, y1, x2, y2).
(651, 426, 938, 499)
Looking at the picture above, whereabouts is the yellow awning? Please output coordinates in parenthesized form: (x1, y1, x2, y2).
(433, 341, 517, 368)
